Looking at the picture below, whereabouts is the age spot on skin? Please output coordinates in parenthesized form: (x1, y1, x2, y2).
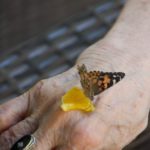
(139, 92, 144, 98)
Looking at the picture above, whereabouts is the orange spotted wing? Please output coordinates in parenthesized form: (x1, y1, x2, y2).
(78, 64, 125, 100)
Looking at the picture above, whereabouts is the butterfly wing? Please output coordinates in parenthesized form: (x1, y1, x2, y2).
(78, 65, 125, 100)
(78, 65, 92, 99)
(78, 65, 100, 99)
(97, 72, 125, 93)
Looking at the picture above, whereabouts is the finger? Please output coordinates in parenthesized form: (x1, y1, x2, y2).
(0, 116, 38, 150)
(0, 94, 29, 133)
(31, 108, 71, 150)
(32, 115, 62, 149)
(32, 110, 83, 150)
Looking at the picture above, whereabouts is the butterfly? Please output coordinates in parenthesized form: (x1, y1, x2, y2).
(78, 64, 125, 100)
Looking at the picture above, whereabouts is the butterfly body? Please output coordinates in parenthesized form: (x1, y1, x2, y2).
(78, 64, 125, 100)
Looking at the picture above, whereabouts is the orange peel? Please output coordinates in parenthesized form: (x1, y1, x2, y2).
(61, 87, 95, 112)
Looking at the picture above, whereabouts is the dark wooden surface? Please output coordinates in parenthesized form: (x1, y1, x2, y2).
(0, 0, 100, 54)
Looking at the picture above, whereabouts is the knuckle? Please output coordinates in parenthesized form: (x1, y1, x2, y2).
(31, 79, 46, 97)
(35, 80, 44, 93)
(0, 128, 17, 149)
(37, 79, 46, 87)
(25, 116, 38, 131)
(18, 116, 38, 134)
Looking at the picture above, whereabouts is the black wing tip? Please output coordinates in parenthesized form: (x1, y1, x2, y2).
(100, 72, 125, 78)
(119, 72, 125, 78)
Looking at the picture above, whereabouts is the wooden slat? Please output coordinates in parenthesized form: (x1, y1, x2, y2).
(1, 0, 102, 54)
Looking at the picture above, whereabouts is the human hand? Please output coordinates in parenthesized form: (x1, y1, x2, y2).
(0, 37, 150, 150)
(0, 66, 79, 150)
(1, 0, 150, 149)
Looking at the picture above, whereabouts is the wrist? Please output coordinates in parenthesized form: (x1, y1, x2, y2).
(105, 0, 150, 58)
(76, 39, 132, 73)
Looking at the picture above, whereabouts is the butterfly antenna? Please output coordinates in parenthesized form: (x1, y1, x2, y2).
(77, 64, 87, 74)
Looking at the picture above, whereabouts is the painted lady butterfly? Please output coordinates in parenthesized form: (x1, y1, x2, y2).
(78, 64, 125, 100)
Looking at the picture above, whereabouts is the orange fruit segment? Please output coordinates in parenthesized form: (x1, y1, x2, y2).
(61, 87, 95, 112)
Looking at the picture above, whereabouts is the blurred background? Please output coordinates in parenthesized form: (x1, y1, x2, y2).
(0, 0, 126, 103)
(1, 0, 150, 149)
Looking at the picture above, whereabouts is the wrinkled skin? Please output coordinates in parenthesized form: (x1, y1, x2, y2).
(1, 0, 150, 149)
